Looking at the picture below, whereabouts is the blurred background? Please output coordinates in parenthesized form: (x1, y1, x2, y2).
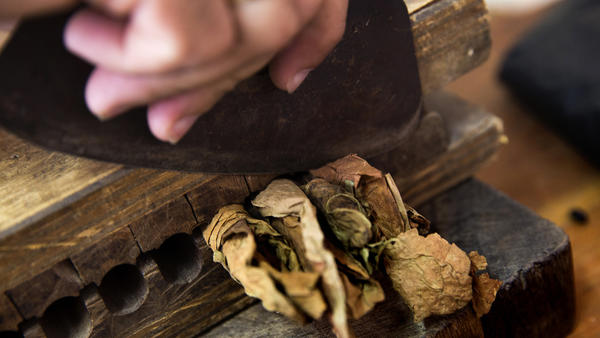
(449, 0, 599, 337)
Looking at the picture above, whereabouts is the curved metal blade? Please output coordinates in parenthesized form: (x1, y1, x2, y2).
(0, 0, 422, 173)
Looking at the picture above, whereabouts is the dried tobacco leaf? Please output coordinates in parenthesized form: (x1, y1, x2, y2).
(469, 251, 502, 318)
(252, 179, 350, 338)
(340, 273, 385, 319)
(304, 178, 373, 249)
(204, 205, 325, 323)
(310, 155, 416, 240)
(210, 215, 306, 322)
(310, 154, 382, 187)
(260, 262, 327, 320)
(384, 229, 472, 322)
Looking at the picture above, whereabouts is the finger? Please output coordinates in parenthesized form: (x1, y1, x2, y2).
(269, 0, 348, 93)
(85, 53, 272, 119)
(64, 0, 236, 74)
(147, 53, 279, 143)
(146, 88, 223, 144)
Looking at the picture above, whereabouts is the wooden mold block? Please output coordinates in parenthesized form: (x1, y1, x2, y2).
(203, 180, 575, 337)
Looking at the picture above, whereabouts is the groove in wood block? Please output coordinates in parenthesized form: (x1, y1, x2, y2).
(129, 197, 197, 252)
(6, 260, 83, 319)
(70, 227, 140, 285)
(89, 245, 253, 337)
(151, 233, 203, 285)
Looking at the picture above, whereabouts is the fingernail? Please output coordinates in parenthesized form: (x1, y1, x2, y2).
(167, 115, 198, 145)
(287, 69, 312, 93)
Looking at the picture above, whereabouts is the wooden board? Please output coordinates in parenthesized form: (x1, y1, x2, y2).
(0, 0, 490, 240)
(201, 179, 575, 337)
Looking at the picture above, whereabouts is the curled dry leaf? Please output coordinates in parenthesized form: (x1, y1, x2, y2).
(340, 273, 385, 319)
(260, 262, 327, 320)
(310, 154, 382, 188)
(203, 205, 326, 323)
(304, 178, 373, 249)
(469, 251, 502, 318)
(252, 179, 350, 338)
(310, 154, 419, 240)
(384, 229, 472, 322)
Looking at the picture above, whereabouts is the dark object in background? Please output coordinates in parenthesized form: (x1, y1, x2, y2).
(569, 208, 589, 225)
(500, 0, 600, 166)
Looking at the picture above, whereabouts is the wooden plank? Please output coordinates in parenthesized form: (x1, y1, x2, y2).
(70, 227, 141, 285)
(0, 293, 22, 332)
(0, 0, 490, 241)
(5, 260, 82, 319)
(202, 180, 574, 337)
(88, 245, 255, 337)
(186, 175, 250, 227)
(0, 170, 209, 292)
(412, 0, 491, 94)
(129, 197, 197, 252)
(0, 128, 123, 238)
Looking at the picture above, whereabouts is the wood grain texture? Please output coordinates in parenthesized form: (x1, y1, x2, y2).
(71, 227, 141, 285)
(203, 180, 574, 337)
(129, 197, 197, 252)
(186, 175, 250, 227)
(0, 128, 122, 238)
(0, 170, 209, 292)
(395, 91, 504, 206)
(89, 245, 255, 338)
(5, 260, 83, 319)
(412, 0, 491, 94)
(0, 0, 490, 239)
(0, 294, 21, 332)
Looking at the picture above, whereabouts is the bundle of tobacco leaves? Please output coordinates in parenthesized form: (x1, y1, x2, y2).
(204, 155, 501, 337)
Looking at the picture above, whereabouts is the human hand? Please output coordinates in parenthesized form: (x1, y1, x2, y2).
(64, 0, 348, 143)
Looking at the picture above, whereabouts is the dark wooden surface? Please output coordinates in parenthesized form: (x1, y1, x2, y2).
(446, 7, 599, 337)
(203, 180, 575, 338)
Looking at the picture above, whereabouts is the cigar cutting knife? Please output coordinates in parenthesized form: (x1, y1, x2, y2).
(0, 0, 422, 173)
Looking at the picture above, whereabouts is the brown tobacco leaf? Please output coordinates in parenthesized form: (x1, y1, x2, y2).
(252, 179, 350, 338)
(304, 178, 373, 249)
(310, 154, 383, 187)
(340, 273, 385, 319)
(469, 251, 502, 318)
(217, 218, 307, 322)
(310, 155, 410, 240)
(204, 205, 325, 322)
(260, 262, 327, 320)
(384, 229, 472, 322)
